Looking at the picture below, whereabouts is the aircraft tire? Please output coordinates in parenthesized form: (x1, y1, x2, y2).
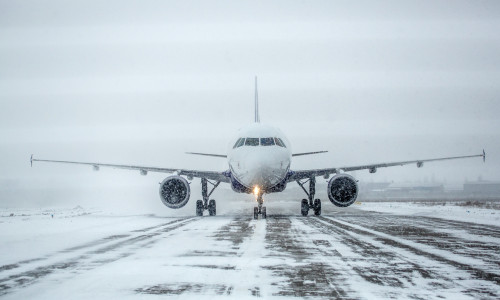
(301, 199, 309, 216)
(196, 200, 204, 216)
(208, 199, 216, 216)
(314, 199, 321, 216)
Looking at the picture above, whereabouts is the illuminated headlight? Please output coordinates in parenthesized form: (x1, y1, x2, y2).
(253, 186, 260, 196)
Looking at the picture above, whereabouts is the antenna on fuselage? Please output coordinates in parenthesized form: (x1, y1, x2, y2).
(254, 76, 260, 123)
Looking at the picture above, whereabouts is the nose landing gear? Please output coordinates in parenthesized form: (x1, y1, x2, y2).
(254, 192, 267, 220)
(297, 177, 322, 216)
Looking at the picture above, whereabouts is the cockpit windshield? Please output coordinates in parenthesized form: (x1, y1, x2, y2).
(245, 138, 259, 146)
(236, 138, 245, 148)
(233, 138, 243, 149)
(260, 137, 275, 146)
(275, 137, 286, 147)
(234, 137, 286, 147)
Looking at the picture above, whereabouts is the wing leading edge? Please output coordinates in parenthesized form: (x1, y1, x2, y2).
(185, 152, 227, 158)
(288, 150, 486, 182)
(292, 151, 328, 157)
(31, 157, 230, 183)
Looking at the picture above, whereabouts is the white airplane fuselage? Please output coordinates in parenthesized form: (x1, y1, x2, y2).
(227, 123, 292, 194)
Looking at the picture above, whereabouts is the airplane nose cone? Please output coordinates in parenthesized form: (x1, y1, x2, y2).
(238, 152, 288, 189)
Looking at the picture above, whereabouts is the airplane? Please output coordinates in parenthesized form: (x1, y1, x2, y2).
(31, 77, 486, 219)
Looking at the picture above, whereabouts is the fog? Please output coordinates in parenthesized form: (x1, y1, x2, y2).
(1, 0, 499, 211)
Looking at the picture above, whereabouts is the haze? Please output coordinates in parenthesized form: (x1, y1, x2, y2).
(1, 0, 499, 211)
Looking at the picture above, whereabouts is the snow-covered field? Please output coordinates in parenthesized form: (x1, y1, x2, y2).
(356, 201, 500, 226)
(1, 201, 499, 299)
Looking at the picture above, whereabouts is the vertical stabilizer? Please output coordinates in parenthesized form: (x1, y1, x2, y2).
(254, 76, 260, 123)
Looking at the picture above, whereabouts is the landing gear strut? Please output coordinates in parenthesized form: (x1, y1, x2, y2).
(296, 176, 321, 216)
(196, 178, 220, 216)
(254, 192, 267, 220)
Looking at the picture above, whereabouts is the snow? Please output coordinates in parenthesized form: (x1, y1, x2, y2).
(0, 207, 167, 266)
(355, 201, 500, 226)
(1, 201, 499, 299)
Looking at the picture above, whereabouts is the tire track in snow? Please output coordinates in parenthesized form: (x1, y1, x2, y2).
(262, 215, 357, 299)
(136, 216, 257, 297)
(297, 216, 433, 298)
(0, 217, 188, 275)
(335, 212, 500, 271)
(0, 217, 197, 296)
(320, 215, 500, 284)
(306, 215, 500, 298)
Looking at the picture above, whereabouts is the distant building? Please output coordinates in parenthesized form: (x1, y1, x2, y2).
(360, 182, 391, 192)
(360, 182, 444, 199)
(463, 181, 500, 196)
(385, 183, 444, 194)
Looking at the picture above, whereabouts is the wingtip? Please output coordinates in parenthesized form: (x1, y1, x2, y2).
(30, 154, 33, 167)
(483, 149, 486, 163)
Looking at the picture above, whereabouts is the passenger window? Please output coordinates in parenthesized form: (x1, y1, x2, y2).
(245, 138, 259, 146)
(275, 137, 286, 148)
(233, 138, 242, 149)
(236, 138, 245, 148)
(260, 137, 275, 146)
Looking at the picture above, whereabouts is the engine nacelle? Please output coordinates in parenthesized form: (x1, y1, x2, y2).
(159, 176, 190, 209)
(328, 174, 358, 207)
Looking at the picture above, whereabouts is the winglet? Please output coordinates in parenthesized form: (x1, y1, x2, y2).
(483, 149, 486, 163)
(30, 154, 33, 167)
(254, 76, 260, 123)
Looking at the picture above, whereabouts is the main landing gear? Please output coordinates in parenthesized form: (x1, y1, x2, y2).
(296, 176, 321, 216)
(254, 192, 267, 220)
(196, 178, 220, 216)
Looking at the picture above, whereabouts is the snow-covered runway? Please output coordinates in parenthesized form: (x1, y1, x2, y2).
(1, 204, 499, 299)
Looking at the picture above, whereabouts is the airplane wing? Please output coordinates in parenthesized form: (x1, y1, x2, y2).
(292, 151, 328, 157)
(31, 156, 231, 183)
(185, 152, 227, 158)
(288, 150, 486, 182)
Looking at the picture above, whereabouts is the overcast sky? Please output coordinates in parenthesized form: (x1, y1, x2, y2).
(1, 1, 499, 209)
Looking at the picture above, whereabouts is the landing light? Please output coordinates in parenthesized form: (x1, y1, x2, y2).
(253, 186, 260, 196)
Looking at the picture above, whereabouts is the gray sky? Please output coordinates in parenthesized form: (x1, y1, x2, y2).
(1, 0, 499, 209)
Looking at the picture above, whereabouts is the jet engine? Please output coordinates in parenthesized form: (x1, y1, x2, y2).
(327, 174, 358, 207)
(159, 176, 190, 209)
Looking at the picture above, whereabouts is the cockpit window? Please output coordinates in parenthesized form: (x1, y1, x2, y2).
(236, 138, 245, 148)
(245, 138, 259, 146)
(233, 138, 242, 149)
(275, 137, 286, 148)
(260, 137, 275, 146)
